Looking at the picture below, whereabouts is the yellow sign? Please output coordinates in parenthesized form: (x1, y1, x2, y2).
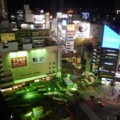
(1, 33, 15, 43)
(67, 24, 75, 32)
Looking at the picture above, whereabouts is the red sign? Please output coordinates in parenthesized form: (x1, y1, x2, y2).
(11, 56, 27, 68)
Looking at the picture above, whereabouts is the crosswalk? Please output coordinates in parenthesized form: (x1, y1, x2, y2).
(79, 102, 100, 120)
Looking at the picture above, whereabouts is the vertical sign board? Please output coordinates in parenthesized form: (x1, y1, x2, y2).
(58, 48, 61, 71)
(11, 56, 27, 68)
(67, 24, 75, 32)
(45, 13, 50, 29)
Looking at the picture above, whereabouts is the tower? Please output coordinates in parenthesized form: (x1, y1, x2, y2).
(0, 0, 8, 19)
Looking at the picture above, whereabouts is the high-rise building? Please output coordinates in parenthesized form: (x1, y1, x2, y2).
(50, 0, 64, 18)
(0, 0, 8, 19)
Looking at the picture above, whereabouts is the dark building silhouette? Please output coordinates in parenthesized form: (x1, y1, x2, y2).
(115, 0, 120, 11)
(50, 0, 64, 18)
(0, 91, 11, 120)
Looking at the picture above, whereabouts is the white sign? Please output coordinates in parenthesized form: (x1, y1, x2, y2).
(75, 23, 90, 38)
(34, 15, 45, 24)
(32, 55, 45, 64)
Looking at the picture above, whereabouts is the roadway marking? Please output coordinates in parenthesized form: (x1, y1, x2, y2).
(79, 102, 100, 120)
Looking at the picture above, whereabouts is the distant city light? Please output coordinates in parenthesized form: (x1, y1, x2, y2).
(10, 52, 16, 57)
(18, 51, 27, 56)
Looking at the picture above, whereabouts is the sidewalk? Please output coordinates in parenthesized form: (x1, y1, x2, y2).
(95, 84, 120, 104)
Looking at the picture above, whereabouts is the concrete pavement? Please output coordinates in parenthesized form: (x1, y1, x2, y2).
(95, 84, 120, 104)
(79, 89, 102, 100)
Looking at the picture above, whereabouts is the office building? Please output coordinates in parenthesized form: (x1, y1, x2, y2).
(90, 25, 120, 84)
(0, 30, 61, 89)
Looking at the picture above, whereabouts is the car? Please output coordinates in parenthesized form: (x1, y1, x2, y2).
(90, 95, 95, 100)
(97, 101, 105, 107)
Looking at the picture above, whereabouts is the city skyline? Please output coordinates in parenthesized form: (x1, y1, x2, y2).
(6, 0, 115, 12)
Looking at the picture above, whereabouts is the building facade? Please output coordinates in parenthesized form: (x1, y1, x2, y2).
(0, 29, 61, 89)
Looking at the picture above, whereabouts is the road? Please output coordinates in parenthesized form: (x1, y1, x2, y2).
(62, 63, 87, 91)
(61, 62, 120, 119)
(96, 84, 120, 102)
(85, 97, 120, 120)
(67, 94, 120, 120)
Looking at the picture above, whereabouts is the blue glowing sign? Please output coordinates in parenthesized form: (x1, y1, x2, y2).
(102, 25, 120, 49)
(62, 20, 67, 26)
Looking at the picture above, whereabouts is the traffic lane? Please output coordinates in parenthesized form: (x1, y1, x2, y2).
(68, 102, 90, 120)
(76, 80, 90, 90)
(85, 97, 120, 119)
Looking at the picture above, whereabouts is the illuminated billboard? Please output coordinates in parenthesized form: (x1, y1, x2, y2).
(117, 10, 120, 14)
(67, 24, 75, 32)
(34, 15, 45, 24)
(32, 38, 45, 47)
(57, 12, 62, 18)
(62, 20, 67, 26)
(11, 56, 27, 68)
(75, 22, 90, 38)
(21, 24, 29, 29)
(81, 12, 89, 20)
(102, 25, 120, 49)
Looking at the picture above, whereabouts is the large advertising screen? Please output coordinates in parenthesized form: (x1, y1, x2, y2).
(34, 15, 45, 24)
(11, 56, 27, 68)
(102, 25, 120, 49)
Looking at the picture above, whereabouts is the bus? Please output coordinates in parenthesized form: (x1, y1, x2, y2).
(52, 97, 68, 102)
(63, 77, 74, 86)
(65, 91, 73, 97)
(38, 88, 47, 92)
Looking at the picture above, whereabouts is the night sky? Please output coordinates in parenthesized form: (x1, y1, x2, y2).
(6, 0, 115, 12)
